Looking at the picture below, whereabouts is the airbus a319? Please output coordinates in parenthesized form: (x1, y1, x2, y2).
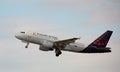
(15, 30, 113, 57)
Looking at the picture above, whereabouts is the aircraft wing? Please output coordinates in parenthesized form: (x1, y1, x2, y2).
(54, 38, 80, 46)
(53, 37, 80, 49)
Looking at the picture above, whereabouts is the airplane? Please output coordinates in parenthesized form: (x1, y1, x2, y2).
(15, 30, 113, 57)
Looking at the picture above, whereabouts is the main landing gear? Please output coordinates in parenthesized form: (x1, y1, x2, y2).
(55, 48, 62, 57)
(25, 43, 29, 48)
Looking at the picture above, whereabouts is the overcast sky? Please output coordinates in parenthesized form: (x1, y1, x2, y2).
(0, 0, 120, 72)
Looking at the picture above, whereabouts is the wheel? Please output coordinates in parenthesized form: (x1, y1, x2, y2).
(56, 54, 59, 57)
(59, 51, 62, 55)
(55, 50, 62, 57)
(25, 46, 28, 48)
(55, 48, 62, 57)
(25, 43, 29, 48)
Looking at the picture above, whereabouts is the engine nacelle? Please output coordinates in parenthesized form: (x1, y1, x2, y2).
(42, 40, 53, 48)
(39, 41, 54, 51)
(39, 45, 54, 51)
(39, 45, 49, 51)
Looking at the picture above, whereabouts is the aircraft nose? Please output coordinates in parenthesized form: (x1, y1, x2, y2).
(15, 33, 20, 39)
(15, 34, 18, 38)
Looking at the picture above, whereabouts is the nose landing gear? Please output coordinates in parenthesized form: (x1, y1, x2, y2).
(25, 43, 29, 48)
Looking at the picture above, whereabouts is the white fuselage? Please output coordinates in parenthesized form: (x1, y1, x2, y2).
(15, 31, 85, 52)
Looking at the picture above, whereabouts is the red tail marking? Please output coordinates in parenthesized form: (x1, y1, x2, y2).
(93, 32, 108, 46)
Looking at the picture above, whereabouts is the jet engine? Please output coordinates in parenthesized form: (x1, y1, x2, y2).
(42, 40, 54, 48)
(39, 45, 49, 51)
(39, 40, 54, 51)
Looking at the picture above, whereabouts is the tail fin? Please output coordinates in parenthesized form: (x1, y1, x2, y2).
(89, 30, 113, 48)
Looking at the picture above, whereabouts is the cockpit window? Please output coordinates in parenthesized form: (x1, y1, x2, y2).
(20, 32, 25, 34)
